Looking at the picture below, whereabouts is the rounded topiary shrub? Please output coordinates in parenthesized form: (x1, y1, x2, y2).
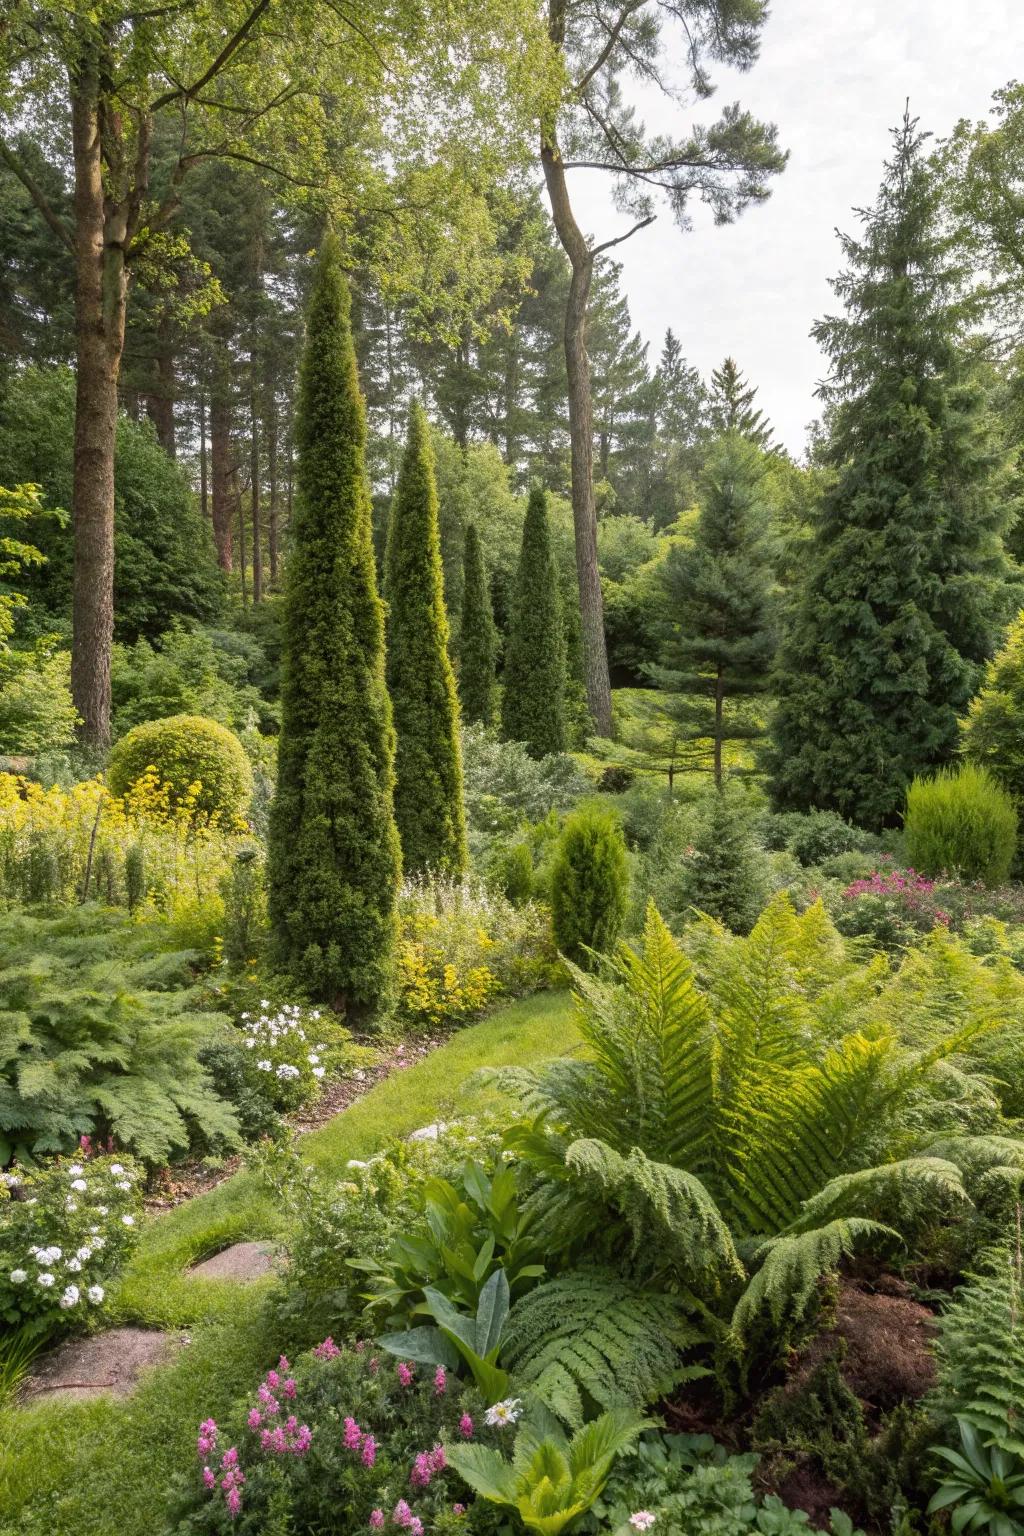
(107, 714, 253, 822)
(903, 764, 1017, 886)
(550, 803, 629, 967)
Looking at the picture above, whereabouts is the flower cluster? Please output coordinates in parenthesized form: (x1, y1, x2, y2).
(0, 1149, 142, 1332)
(836, 863, 953, 951)
(197, 1424, 248, 1520)
(236, 1000, 352, 1111)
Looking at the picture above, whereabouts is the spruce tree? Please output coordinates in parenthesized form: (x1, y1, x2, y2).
(769, 112, 1013, 830)
(457, 520, 497, 726)
(385, 400, 467, 876)
(708, 357, 776, 450)
(650, 433, 775, 784)
(268, 236, 401, 1008)
(501, 484, 567, 758)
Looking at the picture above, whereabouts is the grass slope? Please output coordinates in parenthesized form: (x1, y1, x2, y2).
(0, 988, 576, 1536)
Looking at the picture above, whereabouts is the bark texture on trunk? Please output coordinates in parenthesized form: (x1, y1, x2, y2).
(267, 392, 279, 583)
(540, 137, 613, 738)
(210, 386, 235, 571)
(69, 54, 125, 748)
(714, 664, 724, 787)
(199, 394, 208, 522)
(250, 377, 262, 602)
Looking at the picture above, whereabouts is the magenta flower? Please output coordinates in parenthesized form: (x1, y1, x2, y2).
(459, 1413, 474, 1439)
(278, 1355, 290, 1371)
(393, 1501, 414, 1528)
(313, 1336, 341, 1360)
(247, 1408, 262, 1430)
(429, 1444, 446, 1473)
(369, 1513, 385, 1531)
(434, 1365, 447, 1395)
(410, 1519, 424, 1536)
(397, 1362, 414, 1387)
(226, 1486, 242, 1518)
(410, 1452, 433, 1489)
(266, 1369, 280, 1388)
(283, 1377, 297, 1399)
(343, 1416, 363, 1450)
(361, 1435, 377, 1468)
(202, 1467, 215, 1489)
(221, 1447, 239, 1469)
(453, 1505, 466, 1517)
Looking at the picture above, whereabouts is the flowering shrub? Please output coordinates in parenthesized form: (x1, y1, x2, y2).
(0, 770, 246, 931)
(397, 876, 555, 1029)
(236, 1000, 355, 1113)
(834, 864, 953, 951)
(166, 1337, 506, 1533)
(0, 1148, 142, 1335)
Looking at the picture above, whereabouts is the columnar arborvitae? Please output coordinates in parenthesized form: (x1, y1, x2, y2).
(385, 400, 467, 876)
(769, 113, 1012, 829)
(501, 484, 566, 758)
(268, 236, 401, 1008)
(457, 520, 497, 726)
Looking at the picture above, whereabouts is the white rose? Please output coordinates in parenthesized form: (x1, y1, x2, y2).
(9, 1269, 27, 1284)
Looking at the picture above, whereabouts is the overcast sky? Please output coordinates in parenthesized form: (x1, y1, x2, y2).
(567, 0, 1018, 458)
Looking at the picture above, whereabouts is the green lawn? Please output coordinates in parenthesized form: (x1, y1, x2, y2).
(0, 988, 577, 1536)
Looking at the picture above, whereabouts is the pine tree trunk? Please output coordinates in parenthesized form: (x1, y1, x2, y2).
(69, 57, 125, 749)
(540, 140, 613, 738)
(199, 394, 208, 523)
(147, 318, 176, 455)
(237, 466, 248, 604)
(250, 371, 262, 603)
(210, 385, 234, 572)
(267, 392, 279, 584)
(714, 664, 725, 787)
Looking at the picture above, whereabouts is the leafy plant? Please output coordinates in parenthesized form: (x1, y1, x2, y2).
(379, 1267, 512, 1403)
(904, 765, 1017, 886)
(107, 712, 254, 823)
(447, 1404, 644, 1536)
(928, 1418, 1024, 1536)
(550, 804, 630, 968)
(932, 1232, 1024, 1455)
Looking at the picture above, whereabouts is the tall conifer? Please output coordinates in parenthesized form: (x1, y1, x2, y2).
(385, 401, 467, 876)
(769, 112, 1012, 828)
(458, 520, 497, 726)
(501, 485, 567, 758)
(268, 236, 401, 1007)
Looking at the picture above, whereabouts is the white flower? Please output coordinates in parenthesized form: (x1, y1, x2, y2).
(96, 1205, 109, 1216)
(28, 1245, 41, 1257)
(116, 1181, 131, 1191)
(37, 1272, 55, 1288)
(307, 1053, 320, 1065)
(77, 1246, 93, 1262)
(89, 1226, 100, 1235)
(257, 1059, 272, 1072)
(346, 1160, 368, 1169)
(245, 1039, 256, 1049)
(65, 1198, 78, 1211)
(240, 1012, 250, 1020)
(66, 1258, 82, 1273)
(311, 1010, 321, 1021)
(92, 1236, 106, 1249)
(87, 1284, 105, 1304)
(9, 1269, 27, 1284)
(260, 999, 270, 1008)
(121, 1214, 135, 1227)
(71, 1178, 87, 1192)
(629, 1514, 656, 1532)
(312, 1066, 325, 1079)
(484, 1398, 523, 1429)
(108, 1164, 126, 1176)
(46, 1247, 62, 1262)
(276, 1064, 300, 1080)
(59, 1285, 80, 1309)
(67, 1163, 84, 1177)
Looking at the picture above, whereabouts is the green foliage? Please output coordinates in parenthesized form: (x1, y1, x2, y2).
(0, 907, 239, 1164)
(447, 1404, 645, 1536)
(219, 845, 267, 969)
(928, 1418, 1024, 1536)
(682, 784, 769, 934)
(0, 640, 78, 752)
(462, 723, 589, 839)
(111, 622, 271, 737)
(385, 401, 467, 876)
(760, 809, 878, 867)
(503, 1267, 703, 1428)
(904, 765, 1017, 884)
(268, 237, 401, 1010)
(458, 520, 498, 726)
(0, 1152, 142, 1336)
(107, 713, 254, 822)
(379, 1267, 513, 1403)
(550, 804, 629, 966)
(932, 1237, 1024, 1456)
(0, 368, 224, 641)
(770, 118, 1013, 828)
(962, 612, 1024, 808)
(501, 485, 567, 758)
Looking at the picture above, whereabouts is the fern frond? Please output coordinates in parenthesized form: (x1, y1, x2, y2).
(504, 1267, 706, 1428)
(932, 1236, 1024, 1455)
(784, 1157, 969, 1235)
(733, 1217, 896, 1339)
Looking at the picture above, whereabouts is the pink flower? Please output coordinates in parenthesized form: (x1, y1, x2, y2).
(292, 1424, 312, 1456)
(361, 1435, 377, 1468)
(313, 1336, 341, 1360)
(434, 1365, 447, 1395)
(278, 1355, 290, 1371)
(429, 1444, 446, 1473)
(196, 1419, 218, 1458)
(266, 1369, 280, 1388)
(247, 1408, 262, 1430)
(411, 1452, 433, 1489)
(368, 1357, 379, 1375)
(453, 1505, 466, 1517)
(393, 1500, 414, 1528)
(261, 1426, 287, 1455)
(369, 1513, 385, 1531)
(283, 1377, 297, 1399)
(202, 1467, 216, 1490)
(226, 1486, 242, 1518)
(343, 1416, 363, 1450)
(221, 1447, 238, 1469)
(459, 1413, 474, 1439)
(410, 1520, 424, 1536)
(397, 1362, 414, 1387)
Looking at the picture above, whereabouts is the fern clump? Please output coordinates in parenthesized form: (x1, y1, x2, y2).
(932, 1230, 1024, 1455)
(0, 907, 239, 1164)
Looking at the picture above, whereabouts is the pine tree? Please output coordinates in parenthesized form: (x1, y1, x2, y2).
(708, 357, 776, 450)
(458, 520, 497, 726)
(682, 782, 768, 935)
(268, 236, 401, 1009)
(769, 112, 1013, 829)
(501, 484, 567, 757)
(650, 434, 775, 784)
(385, 400, 467, 876)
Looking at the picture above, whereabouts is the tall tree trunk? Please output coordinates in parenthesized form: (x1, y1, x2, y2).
(210, 383, 235, 572)
(714, 663, 724, 788)
(199, 393, 208, 523)
(146, 317, 176, 454)
(69, 57, 126, 749)
(503, 339, 519, 467)
(267, 390, 279, 583)
(540, 140, 613, 737)
(237, 465, 248, 604)
(250, 372, 262, 603)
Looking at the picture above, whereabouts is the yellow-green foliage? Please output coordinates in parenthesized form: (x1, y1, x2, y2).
(107, 713, 254, 822)
(961, 610, 1024, 806)
(0, 771, 245, 931)
(904, 763, 1017, 884)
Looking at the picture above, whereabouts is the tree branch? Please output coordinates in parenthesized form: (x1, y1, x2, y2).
(592, 213, 656, 254)
(573, 0, 647, 95)
(0, 139, 74, 252)
(149, 0, 274, 110)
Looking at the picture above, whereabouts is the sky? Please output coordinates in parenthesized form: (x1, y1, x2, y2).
(567, 0, 1019, 458)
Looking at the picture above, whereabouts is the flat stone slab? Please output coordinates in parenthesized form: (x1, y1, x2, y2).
(188, 1240, 281, 1283)
(22, 1326, 181, 1403)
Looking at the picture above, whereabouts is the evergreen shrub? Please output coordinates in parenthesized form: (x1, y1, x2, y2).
(550, 803, 630, 965)
(107, 714, 253, 822)
(904, 765, 1017, 886)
